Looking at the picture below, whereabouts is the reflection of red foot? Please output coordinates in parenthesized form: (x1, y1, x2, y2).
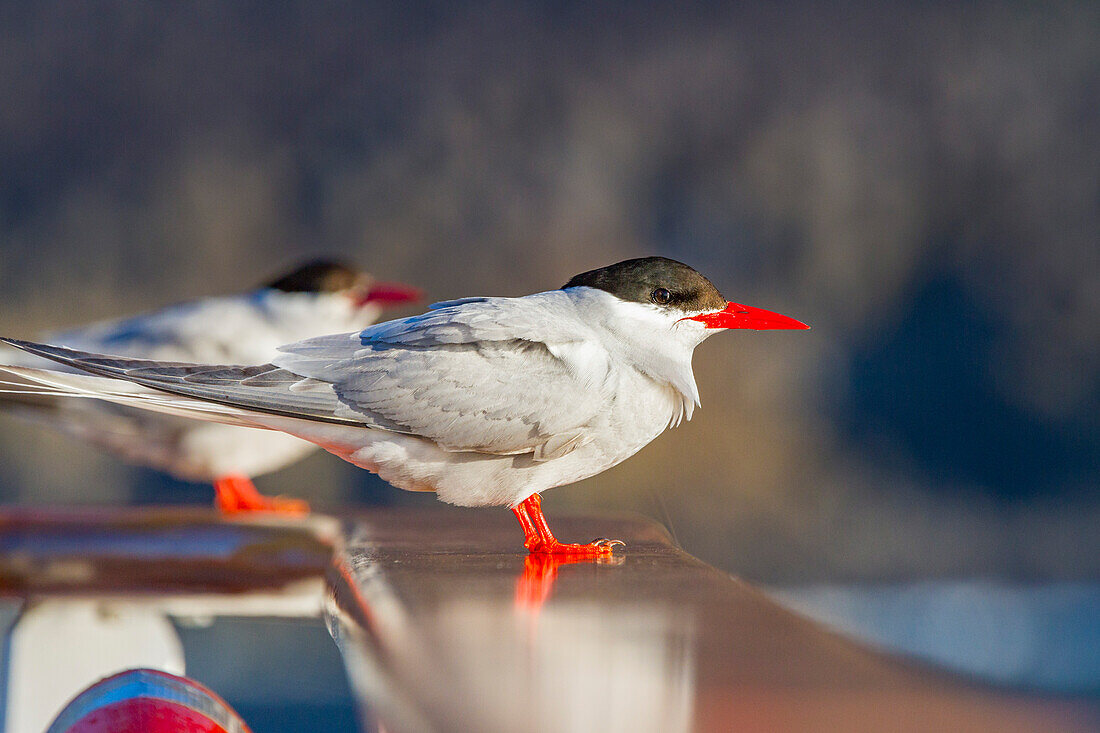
(511, 493, 625, 557)
(515, 554, 581, 609)
(213, 474, 309, 516)
(515, 553, 623, 611)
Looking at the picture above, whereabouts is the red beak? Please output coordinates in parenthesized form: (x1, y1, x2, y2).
(684, 301, 810, 330)
(356, 282, 423, 308)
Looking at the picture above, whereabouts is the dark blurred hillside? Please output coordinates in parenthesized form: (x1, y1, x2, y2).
(0, 1, 1096, 582)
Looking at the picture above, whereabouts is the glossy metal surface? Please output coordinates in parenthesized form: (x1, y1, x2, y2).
(0, 507, 335, 596)
(329, 509, 1097, 733)
(0, 508, 340, 733)
(0, 507, 1096, 732)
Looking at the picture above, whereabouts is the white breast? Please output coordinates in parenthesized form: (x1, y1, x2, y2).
(276, 348, 685, 508)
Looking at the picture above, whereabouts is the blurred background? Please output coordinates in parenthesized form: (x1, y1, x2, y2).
(0, 0, 1097, 712)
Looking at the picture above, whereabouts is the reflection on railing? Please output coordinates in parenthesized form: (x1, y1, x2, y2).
(514, 553, 624, 613)
(329, 542, 696, 733)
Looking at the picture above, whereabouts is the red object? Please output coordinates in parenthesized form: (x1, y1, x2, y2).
(48, 669, 251, 733)
(684, 301, 809, 330)
(515, 553, 607, 610)
(213, 473, 309, 515)
(511, 492, 623, 556)
(59, 699, 227, 733)
(357, 281, 423, 307)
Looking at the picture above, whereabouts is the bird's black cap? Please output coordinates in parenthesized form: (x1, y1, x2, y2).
(563, 257, 727, 312)
(265, 259, 362, 294)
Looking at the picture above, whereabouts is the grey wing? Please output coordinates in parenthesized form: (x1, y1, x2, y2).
(46, 301, 209, 357)
(288, 338, 601, 455)
(2, 293, 608, 459)
(274, 293, 609, 456)
(44, 295, 266, 363)
(358, 292, 586, 347)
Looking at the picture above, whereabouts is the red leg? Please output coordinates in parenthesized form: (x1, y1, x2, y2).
(213, 474, 309, 515)
(511, 500, 541, 550)
(511, 493, 623, 556)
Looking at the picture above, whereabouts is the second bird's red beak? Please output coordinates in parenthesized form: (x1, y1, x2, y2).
(685, 302, 809, 330)
(356, 282, 423, 308)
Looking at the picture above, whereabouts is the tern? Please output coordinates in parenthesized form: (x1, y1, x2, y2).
(0, 259, 420, 514)
(1, 257, 807, 554)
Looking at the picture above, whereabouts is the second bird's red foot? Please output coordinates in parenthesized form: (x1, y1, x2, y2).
(213, 474, 310, 516)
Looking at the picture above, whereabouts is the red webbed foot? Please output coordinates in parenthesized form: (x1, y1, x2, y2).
(525, 538, 625, 557)
(511, 493, 625, 557)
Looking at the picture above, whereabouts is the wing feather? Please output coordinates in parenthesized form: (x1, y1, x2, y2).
(2, 290, 612, 458)
(0, 339, 356, 426)
(273, 292, 610, 454)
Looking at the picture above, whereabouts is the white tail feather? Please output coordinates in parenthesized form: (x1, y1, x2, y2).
(0, 365, 276, 430)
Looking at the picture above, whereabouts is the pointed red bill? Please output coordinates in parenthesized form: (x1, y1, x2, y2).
(357, 282, 423, 307)
(684, 301, 810, 330)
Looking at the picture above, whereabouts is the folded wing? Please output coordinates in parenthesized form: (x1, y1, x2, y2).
(272, 293, 609, 455)
(1, 292, 612, 459)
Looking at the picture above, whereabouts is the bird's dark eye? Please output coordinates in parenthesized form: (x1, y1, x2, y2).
(651, 287, 672, 305)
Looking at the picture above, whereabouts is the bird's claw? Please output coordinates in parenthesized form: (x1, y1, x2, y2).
(591, 538, 626, 564)
(524, 537, 626, 557)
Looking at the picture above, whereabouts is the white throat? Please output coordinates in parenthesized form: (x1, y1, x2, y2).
(565, 287, 711, 425)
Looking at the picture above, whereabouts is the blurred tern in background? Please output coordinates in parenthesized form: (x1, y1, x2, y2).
(1, 257, 806, 552)
(0, 259, 420, 514)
